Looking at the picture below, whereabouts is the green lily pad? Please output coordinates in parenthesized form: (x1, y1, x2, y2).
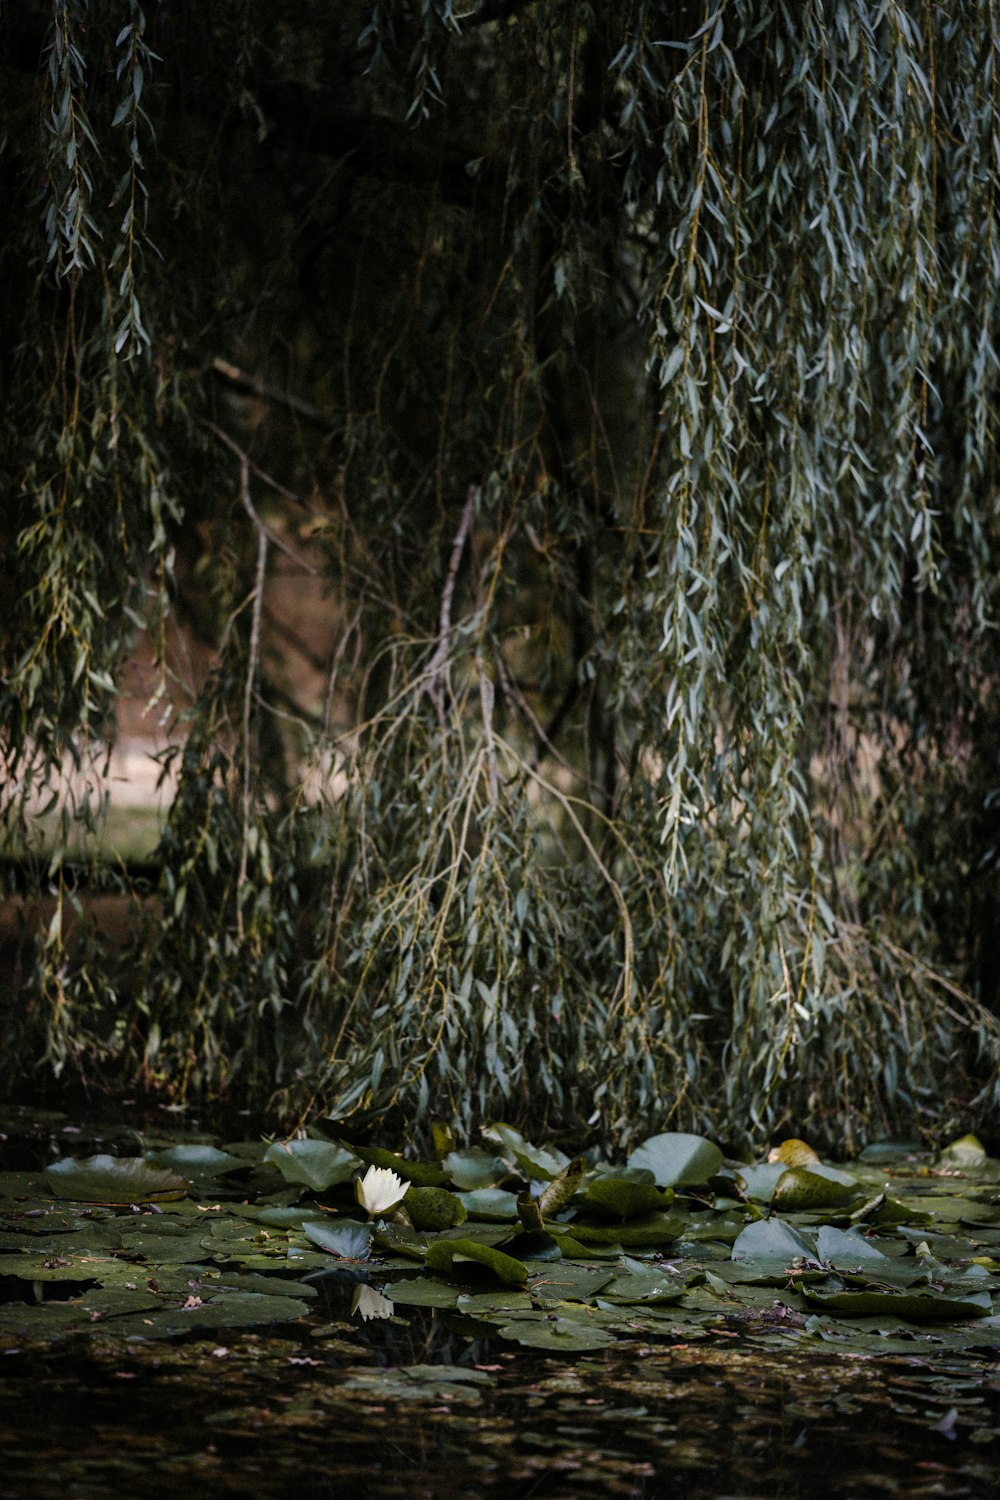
(626, 1133, 724, 1188)
(262, 1140, 360, 1192)
(482, 1124, 570, 1182)
(736, 1163, 788, 1204)
(456, 1287, 535, 1315)
(566, 1211, 681, 1247)
(302, 1220, 373, 1259)
(383, 1276, 461, 1307)
(537, 1159, 587, 1218)
(575, 1178, 671, 1220)
(423, 1237, 527, 1285)
(371, 1220, 428, 1260)
(803, 1286, 993, 1319)
(548, 1230, 622, 1258)
(338, 1364, 491, 1399)
(145, 1145, 247, 1177)
(500, 1229, 563, 1261)
(350, 1144, 448, 1187)
(441, 1148, 510, 1190)
(403, 1186, 468, 1231)
(529, 1263, 616, 1301)
(815, 1225, 887, 1265)
(731, 1218, 816, 1263)
(454, 1188, 520, 1221)
(44, 1156, 190, 1205)
(599, 1266, 686, 1305)
(496, 1315, 617, 1350)
(772, 1166, 860, 1210)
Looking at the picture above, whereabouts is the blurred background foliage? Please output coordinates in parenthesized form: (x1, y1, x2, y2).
(2, 0, 1000, 1153)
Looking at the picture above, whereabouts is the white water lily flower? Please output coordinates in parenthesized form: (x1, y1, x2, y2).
(355, 1163, 409, 1218)
(351, 1283, 395, 1322)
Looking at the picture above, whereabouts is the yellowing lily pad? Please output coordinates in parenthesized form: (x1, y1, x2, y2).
(768, 1138, 821, 1167)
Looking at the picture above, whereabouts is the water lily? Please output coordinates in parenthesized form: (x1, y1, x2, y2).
(355, 1163, 409, 1218)
(351, 1283, 395, 1322)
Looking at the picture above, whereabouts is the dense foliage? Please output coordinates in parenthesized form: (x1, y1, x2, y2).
(3, 0, 1000, 1150)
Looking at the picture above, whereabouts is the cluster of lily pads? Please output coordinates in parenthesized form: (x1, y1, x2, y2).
(2, 1120, 1000, 1354)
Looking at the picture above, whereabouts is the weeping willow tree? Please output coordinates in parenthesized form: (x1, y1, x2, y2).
(3, 0, 1000, 1150)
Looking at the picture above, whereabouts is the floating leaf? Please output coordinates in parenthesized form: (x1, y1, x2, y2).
(44, 1155, 189, 1204)
(371, 1220, 428, 1260)
(496, 1316, 617, 1350)
(350, 1144, 448, 1187)
(482, 1124, 570, 1182)
(937, 1134, 988, 1168)
(767, 1138, 821, 1167)
(599, 1265, 686, 1306)
(404, 1186, 468, 1231)
(498, 1229, 563, 1262)
(383, 1277, 461, 1307)
(736, 1164, 789, 1204)
(731, 1219, 816, 1263)
(566, 1212, 681, 1247)
(626, 1133, 723, 1187)
(302, 1220, 373, 1259)
(262, 1141, 360, 1192)
(145, 1145, 246, 1178)
(575, 1178, 671, 1220)
(423, 1237, 527, 1285)
(815, 1225, 887, 1265)
(803, 1286, 993, 1320)
(454, 1188, 520, 1221)
(537, 1158, 587, 1218)
(772, 1166, 860, 1210)
(442, 1148, 510, 1190)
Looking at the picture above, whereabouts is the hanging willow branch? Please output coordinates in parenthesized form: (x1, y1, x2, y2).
(2, 0, 1000, 1151)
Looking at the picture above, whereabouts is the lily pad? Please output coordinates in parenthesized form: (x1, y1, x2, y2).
(937, 1133, 989, 1168)
(262, 1140, 360, 1192)
(565, 1211, 681, 1247)
(441, 1148, 510, 1190)
(302, 1220, 373, 1259)
(482, 1124, 570, 1182)
(575, 1178, 671, 1220)
(815, 1225, 888, 1265)
(404, 1186, 468, 1231)
(383, 1276, 462, 1307)
(423, 1237, 528, 1285)
(537, 1159, 587, 1218)
(496, 1316, 617, 1350)
(44, 1156, 190, 1205)
(768, 1138, 821, 1167)
(145, 1145, 247, 1178)
(626, 1133, 723, 1187)
(736, 1163, 788, 1204)
(349, 1144, 449, 1187)
(803, 1286, 993, 1319)
(455, 1188, 520, 1221)
(771, 1166, 860, 1210)
(731, 1218, 816, 1263)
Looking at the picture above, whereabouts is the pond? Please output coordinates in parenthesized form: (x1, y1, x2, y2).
(2, 1108, 1000, 1498)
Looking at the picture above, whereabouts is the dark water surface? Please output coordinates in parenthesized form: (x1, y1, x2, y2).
(5, 1275, 1000, 1497)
